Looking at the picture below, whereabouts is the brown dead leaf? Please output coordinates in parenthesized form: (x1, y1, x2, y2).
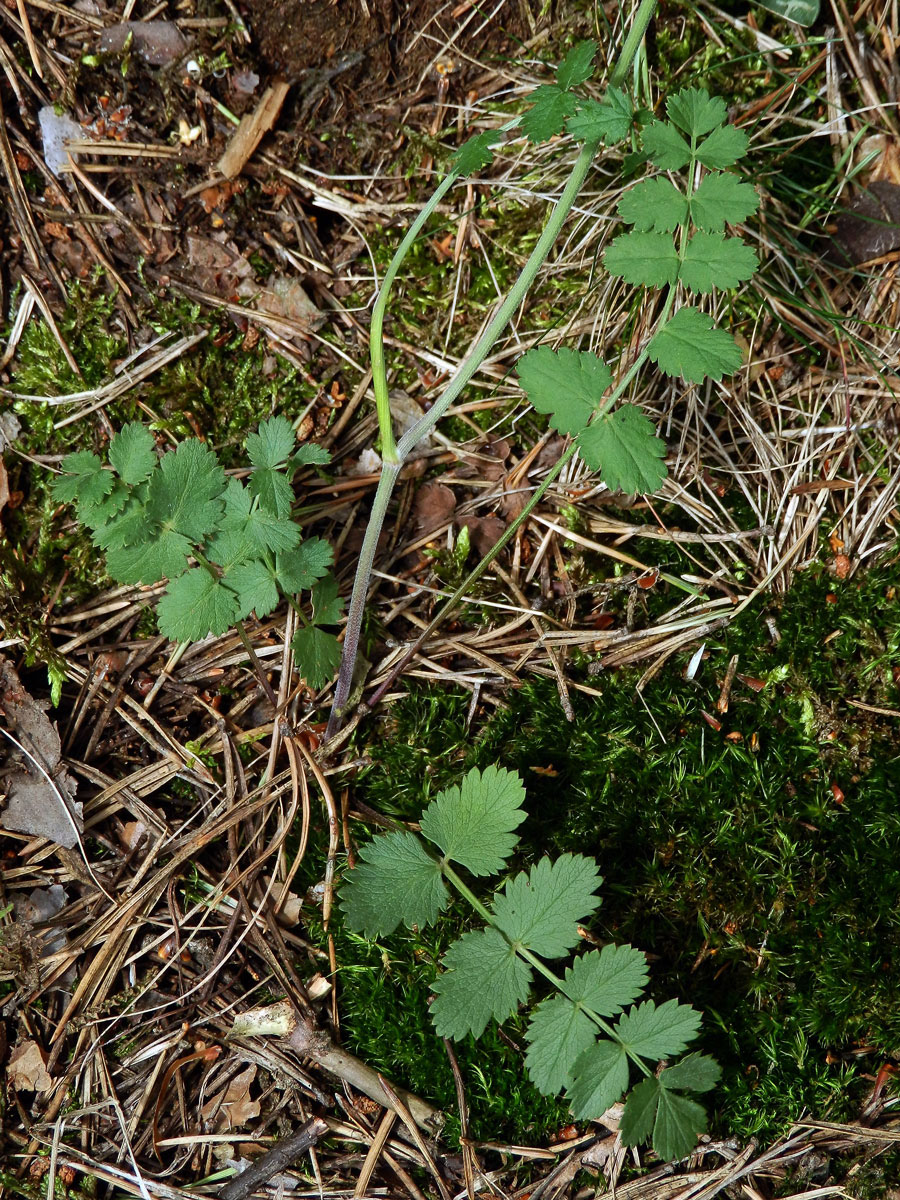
(0, 657, 82, 848)
(457, 437, 511, 482)
(237, 273, 324, 336)
(98, 21, 190, 66)
(834, 181, 900, 265)
(413, 481, 456, 534)
(8, 1040, 52, 1092)
(0, 458, 9, 517)
(186, 233, 254, 295)
(460, 513, 507, 556)
(201, 1064, 260, 1130)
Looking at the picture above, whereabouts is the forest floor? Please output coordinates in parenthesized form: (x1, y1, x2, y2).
(2, 0, 900, 1197)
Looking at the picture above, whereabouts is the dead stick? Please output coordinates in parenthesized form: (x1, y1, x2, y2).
(287, 1014, 440, 1132)
(218, 1117, 329, 1200)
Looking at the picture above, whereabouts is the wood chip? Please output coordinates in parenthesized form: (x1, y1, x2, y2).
(217, 80, 290, 179)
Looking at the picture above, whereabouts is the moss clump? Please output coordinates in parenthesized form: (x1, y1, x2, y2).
(343, 552, 900, 1145)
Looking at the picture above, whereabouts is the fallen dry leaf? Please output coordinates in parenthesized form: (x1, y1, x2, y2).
(413, 481, 456, 534)
(236, 273, 324, 337)
(834, 181, 900, 265)
(457, 437, 511, 482)
(0, 657, 82, 848)
(0, 458, 9, 517)
(98, 21, 190, 66)
(201, 1064, 260, 1130)
(8, 1040, 52, 1093)
(459, 513, 506, 556)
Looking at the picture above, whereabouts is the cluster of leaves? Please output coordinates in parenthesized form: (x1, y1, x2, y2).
(51, 417, 343, 687)
(341, 766, 720, 1160)
(457, 43, 759, 497)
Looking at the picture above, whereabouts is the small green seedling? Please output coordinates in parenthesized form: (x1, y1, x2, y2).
(341, 766, 721, 1160)
(326, 9, 761, 735)
(51, 416, 342, 688)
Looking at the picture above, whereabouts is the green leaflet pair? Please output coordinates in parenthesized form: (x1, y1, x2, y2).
(341, 765, 721, 1160)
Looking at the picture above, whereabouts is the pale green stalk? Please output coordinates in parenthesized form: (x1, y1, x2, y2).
(325, 0, 660, 737)
(370, 172, 460, 464)
(366, 290, 681, 710)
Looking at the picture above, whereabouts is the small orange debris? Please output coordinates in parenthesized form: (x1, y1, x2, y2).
(832, 554, 851, 579)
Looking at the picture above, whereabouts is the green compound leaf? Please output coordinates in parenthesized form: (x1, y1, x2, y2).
(146, 440, 226, 543)
(556, 39, 596, 90)
(666, 88, 726, 138)
(604, 231, 679, 288)
(108, 422, 156, 485)
(620, 1076, 660, 1146)
(431, 927, 532, 1039)
(310, 574, 344, 625)
(245, 415, 295, 469)
(53, 451, 113, 507)
(249, 467, 294, 519)
(79, 479, 130, 531)
(220, 478, 300, 554)
(207, 529, 255, 573)
(617, 178, 688, 232)
(276, 538, 334, 592)
(696, 123, 749, 169)
(566, 1039, 629, 1119)
(491, 853, 602, 958)
(615, 997, 702, 1060)
(521, 85, 578, 144)
(291, 442, 331, 467)
(291, 625, 342, 690)
(690, 174, 759, 232)
(517, 346, 612, 436)
(621, 1073, 711, 1160)
(525, 995, 597, 1095)
(341, 830, 448, 938)
(660, 1052, 722, 1093)
(157, 568, 241, 640)
(451, 130, 502, 175)
(244, 507, 301, 554)
(105, 528, 192, 585)
(93, 491, 149, 550)
(647, 306, 743, 383)
(419, 764, 526, 876)
(221, 476, 253, 521)
(561, 943, 649, 1016)
(652, 1088, 709, 1161)
(228, 559, 280, 620)
(678, 232, 758, 294)
(566, 88, 633, 144)
(641, 121, 692, 170)
(577, 405, 667, 494)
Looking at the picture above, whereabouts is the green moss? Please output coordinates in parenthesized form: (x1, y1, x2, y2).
(341, 552, 900, 1145)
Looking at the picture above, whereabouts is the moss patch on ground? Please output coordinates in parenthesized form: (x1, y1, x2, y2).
(340, 551, 900, 1146)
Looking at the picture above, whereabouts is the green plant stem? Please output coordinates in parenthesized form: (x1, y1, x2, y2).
(441, 860, 650, 1074)
(370, 173, 460, 464)
(326, 0, 660, 737)
(327, 460, 401, 732)
(608, 0, 658, 89)
(327, 145, 599, 736)
(366, 289, 681, 711)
